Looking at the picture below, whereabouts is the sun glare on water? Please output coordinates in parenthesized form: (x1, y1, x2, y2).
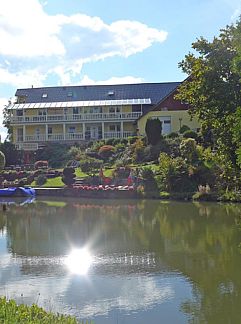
(65, 248, 93, 275)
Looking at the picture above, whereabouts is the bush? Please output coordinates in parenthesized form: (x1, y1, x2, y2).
(34, 160, 48, 169)
(140, 167, 159, 198)
(98, 145, 116, 160)
(183, 130, 198, 140)
(145, 118, 162, 145)
(113, 166, 131, 179)
(180, 138, 198, 163)
(36, 174, 47, 186)
(62, 167, 75, 186)
(79, 157, 102, 176)
(167, 132, 179, 139)
(132, 138, 145, 162)
(105, 138, 116, 146)
(128, 136, 139, 144)
(180, 124, 190, 134)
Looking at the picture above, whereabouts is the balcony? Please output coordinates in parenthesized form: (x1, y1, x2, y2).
(17, 131, 134, 143)
(10, 112, 142, 124)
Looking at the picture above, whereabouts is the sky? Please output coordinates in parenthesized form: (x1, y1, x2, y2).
(0, 0, 240, 140)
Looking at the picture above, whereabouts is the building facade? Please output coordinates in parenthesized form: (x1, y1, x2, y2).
(7, 82, 199, 151)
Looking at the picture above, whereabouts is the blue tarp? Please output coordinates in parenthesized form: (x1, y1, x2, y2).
(0, 187, 36, 197)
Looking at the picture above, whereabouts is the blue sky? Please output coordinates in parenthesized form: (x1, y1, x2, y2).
(0, 0, 240, 139)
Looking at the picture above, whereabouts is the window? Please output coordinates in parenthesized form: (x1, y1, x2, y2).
(109, 124, 121, 132)
(73, 107, 79, 114)
(108, 91, 114, 96)
(67, 91, 73, 97)
(16, 110, 23, 117)
(38, 110, 47, 116)
(68, 126, 76, 133)
(42, 93, 48, 98)
(109, 106, 120, 113)
(48, 127, 52, 134)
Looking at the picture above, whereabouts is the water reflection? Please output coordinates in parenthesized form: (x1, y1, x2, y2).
(0, 199, 240, 323)
(65, 248, 93, 275)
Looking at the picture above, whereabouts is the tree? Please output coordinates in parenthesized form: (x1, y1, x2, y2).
(0, 151, 6, 170)
(0, 142, 23, 166)
(176, 19, 241, 173)
(145, 118, 162, 145)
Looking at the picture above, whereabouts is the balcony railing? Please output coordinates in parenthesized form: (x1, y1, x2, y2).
(10, 112, 142, 124)
(17, 131, 135, 143)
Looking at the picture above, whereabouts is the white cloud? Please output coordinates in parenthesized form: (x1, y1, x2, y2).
(79, 75, 144, 86)
(0, 68, 46, 88)
(0, 0, 168, 87)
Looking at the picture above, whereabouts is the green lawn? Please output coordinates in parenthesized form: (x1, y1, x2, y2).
(32, 176, 64, 187)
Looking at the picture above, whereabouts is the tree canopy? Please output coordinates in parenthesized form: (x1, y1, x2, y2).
(176, 18, 241, 173)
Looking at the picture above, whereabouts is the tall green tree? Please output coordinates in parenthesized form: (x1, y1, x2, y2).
(145, 118, 162, 145)
(176, 19, 241, 173)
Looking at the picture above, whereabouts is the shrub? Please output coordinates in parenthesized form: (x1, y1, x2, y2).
(62, 167, 75, 186)
(180, 138, 198, 163)
(158, 153, 196, 192)
(98, 145, 116, 160)
(113, 166, 131, 179)
(128, 136, 139, 144)
(120, 138, 128, 145)
(36, 174, 47, 186)
(79, 157, 102, 176)
(132, 138, 145, 162)
(105, 138, 116, 146)
(183, 130, 198, 140)
(26, 174, 34, 185)
(167, 132, 179, 139)
(34, 160, 48, 169)
(180, 124, 190, 134)
(140, 167, 159, 198)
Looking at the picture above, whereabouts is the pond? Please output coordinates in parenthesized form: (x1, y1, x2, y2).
(0, 198, 240, 323)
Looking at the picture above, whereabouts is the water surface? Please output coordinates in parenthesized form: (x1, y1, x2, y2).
(0, 198, 240, 323)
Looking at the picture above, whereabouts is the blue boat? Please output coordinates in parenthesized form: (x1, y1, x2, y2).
(0, 187, 36, 197)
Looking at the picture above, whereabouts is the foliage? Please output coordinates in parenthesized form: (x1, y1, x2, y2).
(157, 153, 196, 192)
(145, 118, 162, 145)
(180, 138, 198, 163)
(182, 129, 198, 140)
(167, 132, 179, 139)
(0, 141, 23, 166)
(179, 124, 190, 134)
(140, 167, 159, 198)
(35, 143, 69, 168)
(112, 166, 131, 179)
(35, 174, 47, 186)
(79, 157, 102, 176)
(128, 136, 139, 144)
(98, 145, 116, 160)
(34, 160, 48, 169)
(0, 151, 6, 170)
(62, 167, 75, 186)
(131, 138, 145, 162)
(0, 297, 79, 323)
(175, 19, 241, 183)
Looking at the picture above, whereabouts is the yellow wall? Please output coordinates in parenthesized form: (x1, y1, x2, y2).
(122, 105, 132, 113)
(123, 122, 135, 131)
(25, 125, 45, 135)
(66, 124, 83, 132)
(137, 110, 200, 135)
